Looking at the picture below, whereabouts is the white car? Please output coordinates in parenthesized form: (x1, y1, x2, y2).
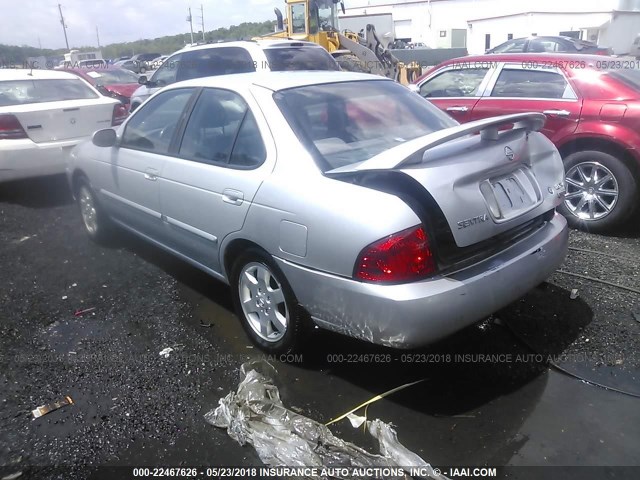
(0, 69, 126, 182)
(129, 40, 339, 111)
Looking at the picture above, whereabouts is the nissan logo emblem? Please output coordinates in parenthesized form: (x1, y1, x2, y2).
(504, 146, 515, 161)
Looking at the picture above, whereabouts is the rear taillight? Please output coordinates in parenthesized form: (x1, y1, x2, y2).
(355, 225, 436, 283)
(111, 103, 128, 126)
(0, 114, 27, 140)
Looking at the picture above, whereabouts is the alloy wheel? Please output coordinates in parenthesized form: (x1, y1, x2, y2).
(564, 161, 619, 221)
(78, 185, 98, 235)
(238, 262, 289, 342)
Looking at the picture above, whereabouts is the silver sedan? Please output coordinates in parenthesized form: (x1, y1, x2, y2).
(67, 71, 568, 353)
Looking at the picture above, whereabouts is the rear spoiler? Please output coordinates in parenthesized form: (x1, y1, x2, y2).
(326, 112, 546, 174)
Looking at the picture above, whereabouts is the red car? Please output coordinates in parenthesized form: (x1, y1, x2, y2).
(412, 53, 640, 232)
(62, 67, 140, 110)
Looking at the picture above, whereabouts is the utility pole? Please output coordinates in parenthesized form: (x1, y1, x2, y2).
(187, 8, 194, 44)
(96, 25, 101, 49)
(58, 3, 70, 51)
(200, 4, 205, 42)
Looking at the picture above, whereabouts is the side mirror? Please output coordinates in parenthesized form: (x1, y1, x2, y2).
(92, 128, 117, 148)
(138, 75, 147, 85)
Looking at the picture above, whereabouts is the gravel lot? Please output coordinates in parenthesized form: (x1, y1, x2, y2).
(0, 177, 256, 477)
(0, 175, 639, 478)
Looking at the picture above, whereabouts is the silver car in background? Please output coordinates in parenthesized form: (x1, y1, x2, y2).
(67, 71, 568, 353)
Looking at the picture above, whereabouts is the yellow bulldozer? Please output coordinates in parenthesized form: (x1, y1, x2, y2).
(256, 0, 421, 84)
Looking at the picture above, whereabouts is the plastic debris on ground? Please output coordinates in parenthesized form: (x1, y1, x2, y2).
(74, 307, 95, 317)
(570, 289, 579, 300)
(2, 472, 23, 480)
(31, 395, 74, 419)
(159, 347, 174, 358)
(205, 361, 443, 479)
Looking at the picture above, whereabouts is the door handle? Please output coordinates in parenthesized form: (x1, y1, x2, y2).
(222, 188, 244, 206)
(543, 109, 570, 117)
(144, 168, 158, 181)
(446, 106, 469, 112)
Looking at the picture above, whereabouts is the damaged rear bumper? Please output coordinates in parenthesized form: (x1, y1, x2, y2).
(274, 212, 568, 349)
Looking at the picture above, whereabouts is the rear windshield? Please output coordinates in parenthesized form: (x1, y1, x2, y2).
(0, 78, 99, 106)
(274, 80, 456, 172)
(572, 39, 598, 49)
(177, 47, 256, 81)
(264, 47, 339, 71)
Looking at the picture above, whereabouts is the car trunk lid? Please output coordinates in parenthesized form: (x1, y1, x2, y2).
(327, 113, 565, 248)
(10, 98, 116, 143)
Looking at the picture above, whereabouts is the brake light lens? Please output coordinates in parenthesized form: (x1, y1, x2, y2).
(355, 225, 436, 283)
(0, 114, 27, 139)
(111, 103, 128, 126)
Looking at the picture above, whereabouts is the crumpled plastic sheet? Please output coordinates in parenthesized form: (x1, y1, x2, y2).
(205, 361, 443, 479)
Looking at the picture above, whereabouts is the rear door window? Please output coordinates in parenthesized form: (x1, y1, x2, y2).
(0, 79, 98, 106)
(178, 88, 266, 168)
(419, 68, 489, 98)
(264, 47, 339, 71)
(176, 47, 256, 82)
(490, 68, 576, 99)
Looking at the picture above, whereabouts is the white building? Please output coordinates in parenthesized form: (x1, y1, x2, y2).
(340, 0, 640, 54)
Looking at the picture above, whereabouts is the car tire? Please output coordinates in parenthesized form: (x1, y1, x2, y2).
(558, 150, 638, 232)
(335, 54, 368, 73)
(230, 248, 308, 355)
(76, 177, 112, 243)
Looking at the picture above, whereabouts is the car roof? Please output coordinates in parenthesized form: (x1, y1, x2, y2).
(167, 70, 389, 92)
(64, 67, 128, 73)
(507, 36, 576, 41)
(0, 69, 81, 81)
(175, 39, 328, 54)
(442, 52, 613, 66)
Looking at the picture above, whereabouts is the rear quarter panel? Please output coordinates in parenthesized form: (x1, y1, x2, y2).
(559, 98, 640, 165)
(241, 167, 421, 278)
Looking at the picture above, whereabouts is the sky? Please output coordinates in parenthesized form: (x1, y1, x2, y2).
(0, 0, 285, 49)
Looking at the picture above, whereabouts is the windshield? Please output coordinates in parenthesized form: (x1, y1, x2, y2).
(0, 79, 99, 106)
(265, 47, 339, 71)
(274, 80, 457, 172)
(85, 69, 140, 84)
